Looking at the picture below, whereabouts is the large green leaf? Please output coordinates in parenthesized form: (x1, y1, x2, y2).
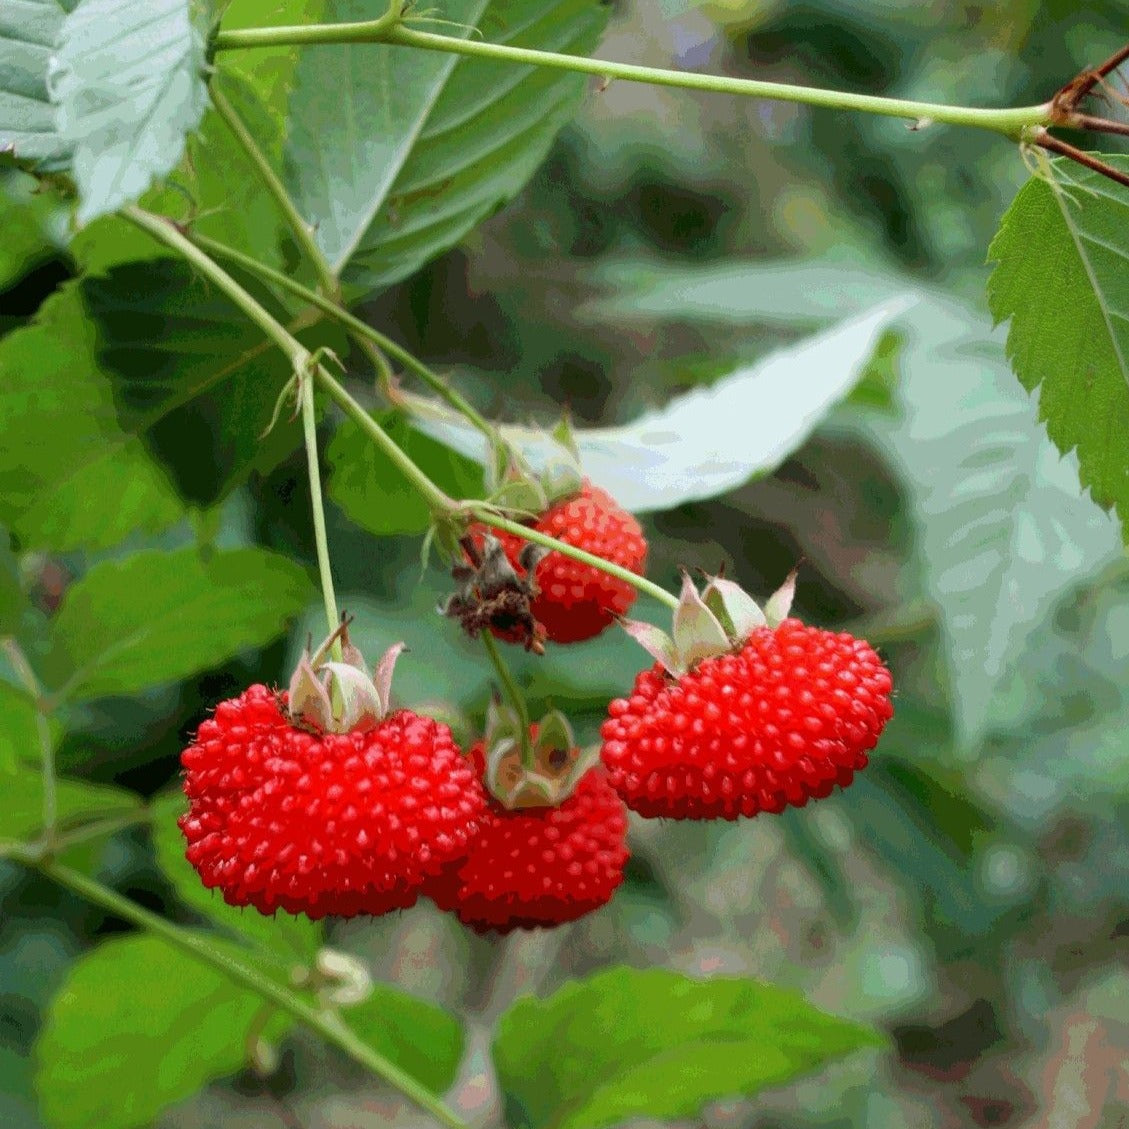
(0, 0, 71, 171)
(864, 295, 1122, 746)
(150, 791, 320, 957)
(327, 409, 486, 535)
(341, 984, 465, 1094)
(492, 967, 883, 1129)
(81, 259, 307, 506)
(52, 0, 209, 223)
(0, 762, 138, 844)
(416, 301, 904, 512)
(40, 547, 311, 701)
(35, 935, 290, 1129)
(0, 280, 185, 552)
(987, 156, 1129, 538)
(284, 0, 608, 289)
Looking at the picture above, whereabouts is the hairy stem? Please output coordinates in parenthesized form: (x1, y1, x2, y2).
(314, 367, 457, 515)
(480, 632, 534, 768)
(208, 82, 339, 298)
(3, 638, 57, 844)
(470, 508, 679, 610)
(1035, 131, 1129, 189)
(7, 849, 468, 1129)
(212, 19, 1052, 138)
(300, 368, 342, 642)
(190, 235, 498, 444)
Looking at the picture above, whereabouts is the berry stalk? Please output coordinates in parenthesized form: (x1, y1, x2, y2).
(298, 369, 342, 648)
(480, 632, 535, 768)
(470, 508, 680, 611)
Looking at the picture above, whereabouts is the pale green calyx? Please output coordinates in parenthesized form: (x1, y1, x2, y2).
(620, 568, 798, 677)
(287, 617, 405, 734)
(482, 701, 597, 809)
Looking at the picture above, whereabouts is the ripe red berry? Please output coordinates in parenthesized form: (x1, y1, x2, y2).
(481, 481, 647, 644)
(600, 619, 893, 820)
(179, 685, 486, 919)
(427, 743, 630, 933)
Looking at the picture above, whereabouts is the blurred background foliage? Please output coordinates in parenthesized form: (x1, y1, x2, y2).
(3, 0, 1129, 1126)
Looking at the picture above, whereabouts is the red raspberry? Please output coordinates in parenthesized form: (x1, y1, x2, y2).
(427, 743, 630, 933)
(179, 685, 486, 919)
(481, 481, 647, 644)
(600, 619, 893, 820)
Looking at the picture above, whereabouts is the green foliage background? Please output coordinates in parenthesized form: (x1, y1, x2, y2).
(3, 0, 1129, 1126)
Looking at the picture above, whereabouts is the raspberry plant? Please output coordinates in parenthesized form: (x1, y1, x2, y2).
(2, 2, 1128, 1127)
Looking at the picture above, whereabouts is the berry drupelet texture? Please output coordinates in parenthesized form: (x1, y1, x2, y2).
(486, 481, 647, 644)
(600, 619, 893, 820)
(179, 685, 487, 918)
(427, 744, 630, 933)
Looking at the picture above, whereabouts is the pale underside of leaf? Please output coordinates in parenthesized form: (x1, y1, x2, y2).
(52, 0, 209, 222)
(408, 299, 909, 512)
(0, 0, 71, 170)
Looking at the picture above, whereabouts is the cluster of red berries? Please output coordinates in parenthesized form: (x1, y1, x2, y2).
(179, 481, 893, 932)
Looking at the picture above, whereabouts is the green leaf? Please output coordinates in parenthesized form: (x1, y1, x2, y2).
(35, 935, 288, 1129)
(284, 0, 609, 290)
(0, 531, 22, 635)
(150, 791, 320, 957)
(987, 156, 1129, 538)
(53, 0, 209, 223)
(327, 410, 485, 535)
(214, 0, 327, 132)
(341, 984, 464, 1094)
(82, 259, 306, 506)
(864, 295, 1122, 746)
(0, 762, 138, 843)
(0, 280, 185, 552)
(41, 546, 311, 701)
(0, 681, 39, 775)
(492, 967, 883, 1129)
(0, 0, 71, 172)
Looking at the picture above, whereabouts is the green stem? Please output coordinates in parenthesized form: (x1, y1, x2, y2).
(212, 1, 400, 49)
(124, 215, 674, 612)
(480, 632, 534, 768)
(471, 507, 679, 610)
(213, 19, 1053, 139)
(124, 208, 309, 369)
(208, 83, 339, 298)
(7, 849, 468, 1129)
(3, 638, 57, 843)
(191, 235, 499, 445)
(315, 367, 457, 515)
(300, 368, 341, 642)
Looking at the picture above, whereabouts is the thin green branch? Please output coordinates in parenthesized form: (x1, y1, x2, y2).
(470, 508, 679, 610)
(480, 632, 534, 768)
(212, 18, 1053, 139)
(189, 235, 499, 445)
(125, 216, 674, 611)
(124, 207, 308, 368)
(208, 82, 339, 298)
(299, 365, 342, 641)
(7, 848, 467, 1129)
(314, 366, 457, 515)
(212, 0, 400, 49)
(3, 638, 57, 843)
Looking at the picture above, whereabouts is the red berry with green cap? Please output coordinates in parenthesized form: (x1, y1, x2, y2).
(599, 572, 893, 820)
